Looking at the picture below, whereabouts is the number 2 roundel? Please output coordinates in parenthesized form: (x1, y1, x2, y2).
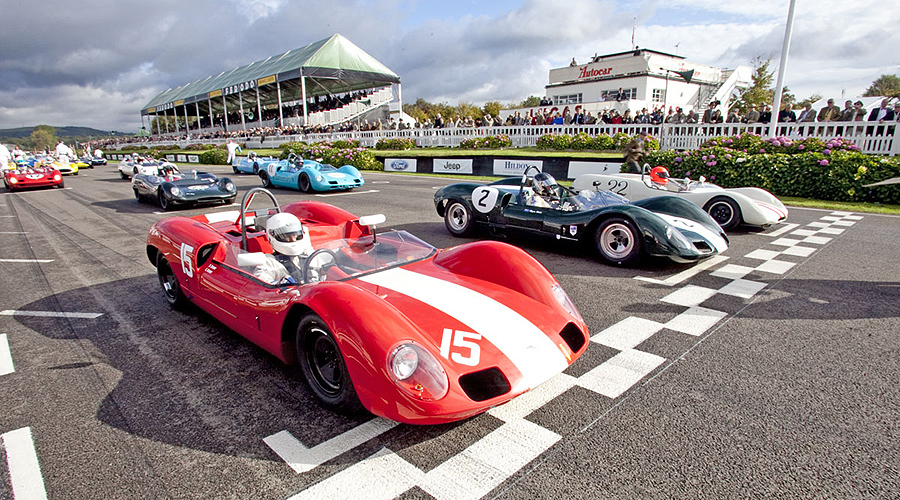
(472, 186, 500, 214)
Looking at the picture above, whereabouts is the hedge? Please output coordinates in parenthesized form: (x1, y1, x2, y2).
(644, 135, 900, 204)
(278, 141, 380, 171)
(459, 135, 512, 149)
(536, 132, 660, 152)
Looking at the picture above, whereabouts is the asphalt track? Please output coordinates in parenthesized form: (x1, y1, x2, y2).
(0, 164, 897, 499)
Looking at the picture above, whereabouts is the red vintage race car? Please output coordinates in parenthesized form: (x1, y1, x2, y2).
(146, 188, 589, 424)
(3, 165, 64, 191)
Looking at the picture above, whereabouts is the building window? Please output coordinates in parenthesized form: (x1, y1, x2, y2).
(553, 94, 582, 105)
(601, 88, 637, 101)
(652, 89, 665, 103)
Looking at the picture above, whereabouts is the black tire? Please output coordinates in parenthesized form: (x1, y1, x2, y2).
(133, 187, 145, 203)
(232, 164, 239, 174)
(157, 256, 188, 309)
(444, 200, 474, 236)
(56, 179, 65, 189)
(298, 173, 311, 193)
(296, 313, 363, 414)
(252, 163, 259, 175)
(259, 171, 270, 187)
(704, 196, 742, 230)
(594, 216, 641, 265)
(158, 191, 171, 211)
(120, 171, 129, 179)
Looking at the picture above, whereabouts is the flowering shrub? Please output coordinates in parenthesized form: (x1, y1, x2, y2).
(375, 138, 417, 150)
(198, 147, 228, 165)
(646, 147, 900, 204)
(535, 132, 655, 152)
(700, 133, 859, 155)
(459, 135, 512, 149)
(279, 140, 380, 170)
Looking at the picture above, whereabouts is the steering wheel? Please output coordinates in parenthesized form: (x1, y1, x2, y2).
(301, 248, 338, 284)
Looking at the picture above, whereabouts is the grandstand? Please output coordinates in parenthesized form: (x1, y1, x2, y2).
(141, 34, 401, 136)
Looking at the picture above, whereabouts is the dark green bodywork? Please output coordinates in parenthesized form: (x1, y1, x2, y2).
(434, 177, 728, 262)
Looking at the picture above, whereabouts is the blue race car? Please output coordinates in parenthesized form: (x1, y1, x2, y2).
(259, 153, 364, 192)
(232, 151, 280, 175)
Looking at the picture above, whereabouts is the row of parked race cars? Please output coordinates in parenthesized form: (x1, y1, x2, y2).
(5, 148, 789, 424)
(1, 153, 107, 191)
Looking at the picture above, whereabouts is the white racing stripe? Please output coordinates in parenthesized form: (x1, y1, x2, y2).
(359, 268, 569, 389)
(656, 213, 728, 252)
(0, 333, 13, 376)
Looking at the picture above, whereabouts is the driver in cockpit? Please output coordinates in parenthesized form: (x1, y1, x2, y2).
(649, 166, 673, 190)
(525, 172, 561, 208)
(252, 212, 314, 284)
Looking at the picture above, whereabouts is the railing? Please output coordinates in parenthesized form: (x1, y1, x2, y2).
(116, 120, 900, 156)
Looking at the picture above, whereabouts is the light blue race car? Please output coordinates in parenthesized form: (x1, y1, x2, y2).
(259, 153, 364, 192)
(232, 151, 280, 175)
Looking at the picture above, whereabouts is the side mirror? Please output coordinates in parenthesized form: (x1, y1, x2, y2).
(236, 252, 268, 267)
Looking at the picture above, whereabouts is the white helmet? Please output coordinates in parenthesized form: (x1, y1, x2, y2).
(266, 213, 312, 256)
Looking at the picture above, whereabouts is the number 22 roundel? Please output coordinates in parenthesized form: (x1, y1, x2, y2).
(471, 186, 500, 214)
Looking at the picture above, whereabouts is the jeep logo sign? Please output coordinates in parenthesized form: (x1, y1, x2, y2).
(434, 159, 473, 174)
(385, 158, 416, 172)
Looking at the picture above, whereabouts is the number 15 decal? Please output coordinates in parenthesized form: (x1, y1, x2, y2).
(440, 329, 482, 366)
(472, 186, 499, 214)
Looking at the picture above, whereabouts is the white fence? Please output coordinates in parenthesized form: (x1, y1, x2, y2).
(117, 120, 900, 156)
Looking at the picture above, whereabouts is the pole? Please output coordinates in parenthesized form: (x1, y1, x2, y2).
(301, 71, 308, 126)
(277, 80, 283, 126)
(768, 0, 797, 138)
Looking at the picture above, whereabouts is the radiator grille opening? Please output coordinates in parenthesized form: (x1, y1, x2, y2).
(559, 322, 586, 353)
(459, 367, 511, 402)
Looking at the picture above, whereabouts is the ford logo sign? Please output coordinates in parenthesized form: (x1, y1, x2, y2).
(390, 160, 409, 171)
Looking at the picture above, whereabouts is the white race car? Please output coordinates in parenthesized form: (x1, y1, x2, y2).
(571, 166, 788, 230)
(118, 156, 175, 180)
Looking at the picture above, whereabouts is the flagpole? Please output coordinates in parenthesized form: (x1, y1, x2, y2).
(768, 0, 797, 138)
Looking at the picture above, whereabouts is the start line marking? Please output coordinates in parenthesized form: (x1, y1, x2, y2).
(0, 259, 54, 263)
(0, 310, 103, 319)
(2, 427, 48, 500)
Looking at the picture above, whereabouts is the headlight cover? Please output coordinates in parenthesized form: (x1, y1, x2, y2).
(665, 225, 692, 249)
(388, 343, 448, 401)
(170, 186, 182, 196)
(316, 174, 324, 182)
(551, 283, 582, 322)
(224, 181, 235, 192)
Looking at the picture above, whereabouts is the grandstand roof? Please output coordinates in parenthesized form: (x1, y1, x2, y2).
(141, 34, 400, 115)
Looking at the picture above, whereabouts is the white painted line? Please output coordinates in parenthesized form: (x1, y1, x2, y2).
(754, 259, 795, 275)
(718, 279, 768, 299)
(0, 333, 14, 376)
(419, 419, 561, 500)
(2, 427, 48, 500)
(817, 227, 844, 235)
(831, 220, 855, 227)
(710, 264, 755, 280)
(0, 215, 16, 218)
(789, 229, 818, 237)
(844, 215, 864, 220)
(2, 188, 72, 194)
(770, 237, 802, 247)
(0, 259, 54, 263)
(745, 249, 781, 261)
(820, 216, 842, 221)
(634, 255, 727, 286)
(264, 418, 398, 474)
(780, 245, 817, 257)
(664, 306, 729, 336)
(286, 447, 423, 500)
(807, 221, 830, 228)
(488, 373, 577, 422)
(0, 231, 27, 234)
(763, 223, 799, 238)
(370, 181, 390, 184)
(0, 310, 103, 319)
(314, 189, 380, 198)
(591, 317, 664, 351)
(801, 235, 832, 245)
(577, 349, 666, 398)
(660, 285, 718, 307)
(829, 211, 852, 216)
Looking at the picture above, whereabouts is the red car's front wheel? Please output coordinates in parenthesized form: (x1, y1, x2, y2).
(296, 313, 363, 414)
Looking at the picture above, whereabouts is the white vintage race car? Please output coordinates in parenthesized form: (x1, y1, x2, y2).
(571, 167, 788, 230)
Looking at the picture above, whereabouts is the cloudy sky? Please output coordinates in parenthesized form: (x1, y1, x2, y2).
(0, 0, 897, 133)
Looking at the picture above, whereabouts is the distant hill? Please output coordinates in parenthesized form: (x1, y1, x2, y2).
(0, 126, 133, 140)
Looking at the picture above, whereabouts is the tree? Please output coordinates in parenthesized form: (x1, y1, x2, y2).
(863, 74, 900, 98)
(482, 101, 501, 117)
(797, 93, 823, 109)
(29, 125, 57, 151)
(733, 55, 775, 112)
(520, 95, 542, 108)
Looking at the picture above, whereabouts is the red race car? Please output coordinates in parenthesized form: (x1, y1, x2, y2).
(146, 188, 589, 424)
(3, 165, 64, 191)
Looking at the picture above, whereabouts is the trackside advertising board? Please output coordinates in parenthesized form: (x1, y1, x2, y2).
(433, 159, 473, 174)
(384, 158, 416, 172)
(493, 159, 542, 176)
